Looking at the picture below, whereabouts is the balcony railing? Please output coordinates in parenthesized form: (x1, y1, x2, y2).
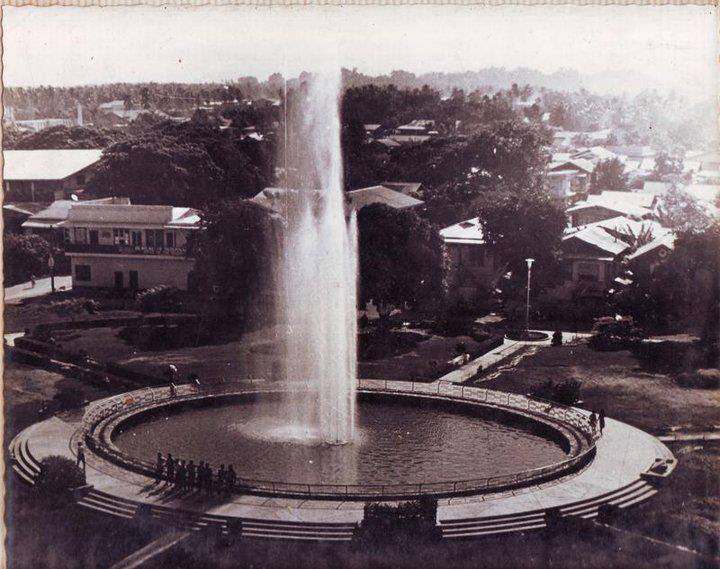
(64, 243, 187, 257)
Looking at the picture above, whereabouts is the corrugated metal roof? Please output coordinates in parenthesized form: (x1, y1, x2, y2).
(627, 234, 676, 261)
(346, 186, 424, 210)
(4, 149, 103, 181)
(439, 217, 485, 244)
(562, 225, 630, 256)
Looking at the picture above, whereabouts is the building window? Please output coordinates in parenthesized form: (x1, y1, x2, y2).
(62, 228, 71, 244)
(74, 227, 88, 244)
(75, 264, 91, 282)
(113, 228, 130, 245)
(165, 231, 175, 248)
(577, 262, 600, 282)
(146, 229, 164, 249)
(131, 230, 142, 247)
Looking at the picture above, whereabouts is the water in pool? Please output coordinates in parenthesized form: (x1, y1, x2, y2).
(114, 396, 568, 486)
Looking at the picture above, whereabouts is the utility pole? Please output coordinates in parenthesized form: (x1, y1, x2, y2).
(525, 258, 534, 336)
(48, 255, 55, 293)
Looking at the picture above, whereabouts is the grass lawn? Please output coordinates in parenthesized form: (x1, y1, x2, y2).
(3, 361, 110, 439)
(358, 333, 484, 382)
(4, 291, 140, 334)
(49, 324, 282, 382)
(477, 343, 720, 433)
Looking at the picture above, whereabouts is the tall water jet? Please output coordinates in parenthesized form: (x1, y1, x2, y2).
(277, 70, 358, 445)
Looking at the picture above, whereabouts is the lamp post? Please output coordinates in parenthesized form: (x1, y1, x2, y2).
(48, 254, 55, 294)
(525, 258, 535, 337)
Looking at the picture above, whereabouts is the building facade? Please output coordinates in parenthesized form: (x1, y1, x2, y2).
(59, 203, 200, 291)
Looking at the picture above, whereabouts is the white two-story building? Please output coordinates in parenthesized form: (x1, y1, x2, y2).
(59, 202, 200, 290)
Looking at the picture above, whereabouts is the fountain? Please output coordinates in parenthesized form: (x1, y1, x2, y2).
(275, 70, 359, 445)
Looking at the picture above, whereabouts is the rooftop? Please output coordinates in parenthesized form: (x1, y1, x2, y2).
(562, 225, 630, 256)
(626, 234, 676, 261)
(439, 217, 485, 245)
(346, 185, 424, 210)
(4, 149, 103, 181)
(64, 203, 200, 228)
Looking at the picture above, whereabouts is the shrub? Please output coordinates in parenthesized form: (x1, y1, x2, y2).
(53, 387, 85, 410)
(137, 286, 185, 313)
(356, 497, 440, 546)
(533, 378, 582, 405)
(34, 456, 85, 508)
(3, 233, 52, 286)
(589, 316, 644, 351)
(676, 369, 720, 389)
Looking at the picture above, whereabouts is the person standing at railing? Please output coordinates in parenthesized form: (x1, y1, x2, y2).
(217, 464, 227, 493)
(154, 452, 164, 483)
(590, 411, 598, 436)
(196, 461, 206, 491)
(76, 441, 86, 472)
(599, 409, 606, 435)
(166, 453, 175, 483)
(187, 460, 197, 489)
(226, 464, 237, 492)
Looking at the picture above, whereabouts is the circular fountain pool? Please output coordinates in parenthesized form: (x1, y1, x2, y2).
(112, 393, 570, 489)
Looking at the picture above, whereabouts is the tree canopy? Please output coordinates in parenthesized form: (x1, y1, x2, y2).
(589, 158, 628, 194)
(473, 188, 566, 294)
(3, 233, 53, 286)
(190, 199, 280, 317)
(357, 204, 446, 312)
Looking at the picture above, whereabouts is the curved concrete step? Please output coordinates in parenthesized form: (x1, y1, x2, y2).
(78, 489, 357, 542)
(441, 479, 658, 539)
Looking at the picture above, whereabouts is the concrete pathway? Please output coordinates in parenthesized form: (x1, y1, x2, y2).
(658, 431, 720, 442)
(436, 417, 671, 520)
(439, 330, 592, 385)
(4, 275, 72, 304)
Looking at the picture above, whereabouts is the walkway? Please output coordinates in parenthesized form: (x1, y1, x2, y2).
(439, 330, 591, 384)
(11, 386, 673, 541)
(4, 275, 72, 304)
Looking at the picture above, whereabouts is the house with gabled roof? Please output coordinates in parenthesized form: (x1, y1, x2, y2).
(566, 191, 657, 227)
(438, 217, 504, 304)
(3, 149, 103, 202)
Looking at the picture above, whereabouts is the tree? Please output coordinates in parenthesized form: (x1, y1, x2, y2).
(651, 151, 684, 181)
(3, 233, 53, 286)
(658, 182, 711, 232)
(358, 204, 446, 315)
(88, 135, 223, 207)
(190, 199, 280, 318)
(615, 224, 720, 341)
(589, 158, 628, 194)
(473, 189, 566, 294)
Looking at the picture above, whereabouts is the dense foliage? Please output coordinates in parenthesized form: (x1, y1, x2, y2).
(357, 204, 446, 314)
(3, 233, 53, 286)
(473, 188, 567, 294)
(190, 199, 280, 318)
(589, 158, 628, 194)
(34, 456, 85, 509)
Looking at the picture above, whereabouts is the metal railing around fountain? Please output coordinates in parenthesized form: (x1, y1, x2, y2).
(82, 379, 599, 499)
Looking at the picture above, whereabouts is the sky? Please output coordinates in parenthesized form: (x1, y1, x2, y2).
(3, 5, 717, 99)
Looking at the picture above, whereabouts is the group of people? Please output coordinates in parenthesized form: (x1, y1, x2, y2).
(589, 409, 606, 436)
(154, 452, 238, 493)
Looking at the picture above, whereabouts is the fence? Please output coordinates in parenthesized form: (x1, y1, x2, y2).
(83, 379, 599, 499)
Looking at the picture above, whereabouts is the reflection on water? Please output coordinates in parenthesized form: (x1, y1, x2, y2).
(114, 397, 567, 486)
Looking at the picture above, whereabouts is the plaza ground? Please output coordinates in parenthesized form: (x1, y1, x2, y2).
(3, 292, 719, 567)
(476, 344, 720, 433)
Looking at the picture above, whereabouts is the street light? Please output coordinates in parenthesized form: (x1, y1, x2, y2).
(525, 258, 535, 337)
(48, 254, 55, 294)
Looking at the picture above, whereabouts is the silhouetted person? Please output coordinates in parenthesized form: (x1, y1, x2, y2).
(206, 463, 214, 494)
(226, 464, 237, 491)
(155, 452, 164, 483)
(166, 454, 175, 483)
(176, 460, 187, 489)
(599, 409, 606, 435)
(217, 464, 226, 491)
(196, 461, 205, 490)
(590, 412, 598, 435)
(76, 441, 86, 471)
(187, 460, 196, 488)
